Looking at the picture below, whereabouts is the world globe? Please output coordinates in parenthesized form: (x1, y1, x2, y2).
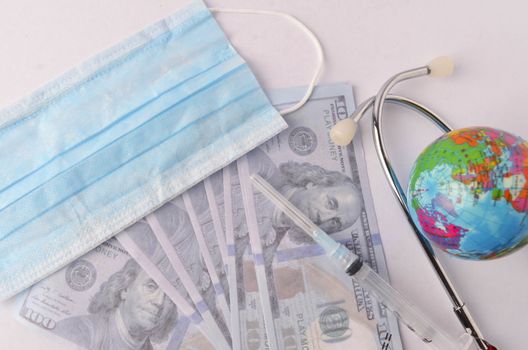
(407, 127, 528, 260)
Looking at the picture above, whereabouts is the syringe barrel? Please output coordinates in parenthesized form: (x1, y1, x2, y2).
(352, 264, 470, 350)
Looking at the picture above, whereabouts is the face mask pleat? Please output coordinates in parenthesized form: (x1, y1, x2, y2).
(0, 62, 265, 236)
(0, 10, 226, 196)
(0, 52, 245, 210)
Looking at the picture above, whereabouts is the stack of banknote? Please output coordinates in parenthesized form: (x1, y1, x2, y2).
(15, 84, 404, 350)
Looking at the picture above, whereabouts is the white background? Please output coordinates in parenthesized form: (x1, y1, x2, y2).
(0, 0, 527, 349)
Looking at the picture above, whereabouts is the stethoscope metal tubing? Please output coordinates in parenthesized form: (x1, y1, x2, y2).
(355, 94, 491, 350)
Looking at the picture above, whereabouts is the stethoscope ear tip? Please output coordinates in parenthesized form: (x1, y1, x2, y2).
(428, 56, 454, 77)
(330, 118, 357, 146)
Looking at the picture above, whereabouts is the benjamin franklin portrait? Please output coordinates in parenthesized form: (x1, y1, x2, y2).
(54, 259, 177, 350)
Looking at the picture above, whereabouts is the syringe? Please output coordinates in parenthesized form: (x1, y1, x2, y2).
(250, 174, 472, 350)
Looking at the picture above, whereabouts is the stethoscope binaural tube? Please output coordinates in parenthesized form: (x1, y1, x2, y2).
(330, 58, 497, 350)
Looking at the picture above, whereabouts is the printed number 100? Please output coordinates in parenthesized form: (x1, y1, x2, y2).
(21, 306, 56, 330)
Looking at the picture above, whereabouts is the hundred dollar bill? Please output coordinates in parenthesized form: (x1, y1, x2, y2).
(182, 183, 230, 320)
(224, 163, 272, 350)
(144, 198, 231, 344)
(118, 217, 231, 349)
(203, 170, 229, 273)
(17, 238, 213, 350)
(238, 157, 281, 349)
(238, 84, 403, 349)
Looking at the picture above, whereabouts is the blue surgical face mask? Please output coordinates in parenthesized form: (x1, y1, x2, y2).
(0, 0, 291, 299)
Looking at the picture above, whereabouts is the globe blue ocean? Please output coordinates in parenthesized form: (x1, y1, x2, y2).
(407, 127, 528, 260)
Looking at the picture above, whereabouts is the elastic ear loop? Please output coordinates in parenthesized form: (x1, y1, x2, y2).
(209, 7, 324, 116)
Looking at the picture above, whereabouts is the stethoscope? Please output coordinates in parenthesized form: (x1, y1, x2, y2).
(330, 57, 497, 350)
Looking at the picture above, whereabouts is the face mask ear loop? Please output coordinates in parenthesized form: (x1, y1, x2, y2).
(209, 7, 324, 116)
